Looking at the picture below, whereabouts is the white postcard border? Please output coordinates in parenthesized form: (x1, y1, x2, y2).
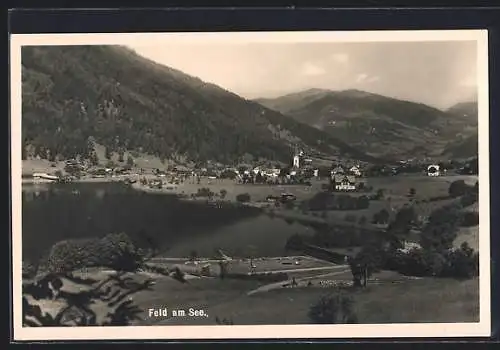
(10, 29, 491, 341)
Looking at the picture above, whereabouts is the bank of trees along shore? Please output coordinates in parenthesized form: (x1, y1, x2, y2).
(301, 179, 480, 323)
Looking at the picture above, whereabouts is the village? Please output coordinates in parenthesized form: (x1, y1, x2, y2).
(26, 146, 477, 197)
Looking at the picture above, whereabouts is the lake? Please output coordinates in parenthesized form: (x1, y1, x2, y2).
(21, 182, 313, 263)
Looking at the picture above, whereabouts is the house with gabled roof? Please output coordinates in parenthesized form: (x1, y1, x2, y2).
(349, 165, 361, 177)
(333, 174, 357, 191)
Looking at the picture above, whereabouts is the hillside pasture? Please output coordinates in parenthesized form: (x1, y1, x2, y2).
(150, 275, 479, 325)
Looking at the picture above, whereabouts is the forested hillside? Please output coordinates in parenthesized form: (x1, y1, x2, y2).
(21, 46, 379, 165)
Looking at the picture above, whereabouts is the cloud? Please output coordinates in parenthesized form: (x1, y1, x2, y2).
(355, 73, 380, 84)
(300, 62, 326, 76)
(355, 73, 368, 83)
(367, 75, 380, 83)
(330, 53, 349, 64)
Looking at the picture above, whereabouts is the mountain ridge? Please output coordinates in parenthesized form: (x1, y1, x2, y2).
(254, 88, 478, 159)
(21, 45, 383, 167)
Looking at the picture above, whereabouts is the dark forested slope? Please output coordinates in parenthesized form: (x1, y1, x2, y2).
(21, 46, 379, 165)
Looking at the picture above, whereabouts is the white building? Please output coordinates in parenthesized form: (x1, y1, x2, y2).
(293, 155, 300, 168)
(427, 164, 440, 177)
(33, 173, 59, 182)
(349, 165, 361, 177)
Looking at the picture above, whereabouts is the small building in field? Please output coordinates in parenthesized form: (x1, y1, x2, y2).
(33, 173, 59, 182)
(349, 165, 361, 177)
(427, 164, 440, 177)
(333, 174, 357, 191)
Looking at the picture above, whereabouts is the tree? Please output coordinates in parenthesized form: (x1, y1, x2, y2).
(118, 151, 125, 163)
(219, 189, 227, 200)
(349, 243, 384, 287)
(126, 155, 135, 168)
(372, 209, 390, 224)
(89, 152, 99, 166)
(236, 193, 251, 203)
(420, 203, 462, 252)
(308, 292, 358, 324)
(279, 167, 290, 177)
(104, 146, 112, 160)
(105, 160, 115, 169)
(387, 206, 417, 245)
(218, 261, 229, 280)
(448, 180, 471, 198)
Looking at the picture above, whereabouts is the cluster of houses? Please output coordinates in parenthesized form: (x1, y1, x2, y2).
(329, 164, 362, 192)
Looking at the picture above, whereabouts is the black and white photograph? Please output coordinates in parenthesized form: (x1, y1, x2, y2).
(11, 30, 490, 340)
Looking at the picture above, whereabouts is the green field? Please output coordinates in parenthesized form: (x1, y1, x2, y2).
(137, 273, 479, 325)
(131, 275, 479, 325)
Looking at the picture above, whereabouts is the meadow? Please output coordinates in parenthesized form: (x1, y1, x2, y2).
(132, 273, 479, 325)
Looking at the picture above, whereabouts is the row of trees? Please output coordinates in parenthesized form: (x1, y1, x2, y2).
(306, 192, 371, 211)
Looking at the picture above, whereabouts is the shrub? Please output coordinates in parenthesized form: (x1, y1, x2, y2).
(461, 211, 479, 227)
(236, 193, 251, 203)
(356, 195, 370, 209)
(441, 242, 479, 279)
(46, 233, 143, 273)
(372, 209, 390, 224)
(308, 292, 358, 324)
(384, 244, 479, 279)
(460, 192, 478, 207)
(196, 187, 213, 198)
(448, 180, 471, 198)
(219, 189, 227, 199)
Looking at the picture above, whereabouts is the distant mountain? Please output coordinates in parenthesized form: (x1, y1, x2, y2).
(21, 46, 381, 166)
(446, 101, 478, 118)
(441, 134, 478, 159)
(255, 89, 479, 160)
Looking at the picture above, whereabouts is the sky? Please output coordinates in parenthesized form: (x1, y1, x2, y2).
(127, 40, 477, 110)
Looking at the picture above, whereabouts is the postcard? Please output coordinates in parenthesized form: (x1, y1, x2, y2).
(10, 29, 490, 340)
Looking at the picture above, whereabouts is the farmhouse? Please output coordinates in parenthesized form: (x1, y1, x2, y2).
(333, 174, 357, 191)
(349, 165, 361, 177)
(427, 164, 440, 177)
(331, 165, 345, 175)
(173, 165, 192, 176)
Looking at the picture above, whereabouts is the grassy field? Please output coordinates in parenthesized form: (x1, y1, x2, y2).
(24, 264, 479, 327)
(149, 275, 479, 325)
